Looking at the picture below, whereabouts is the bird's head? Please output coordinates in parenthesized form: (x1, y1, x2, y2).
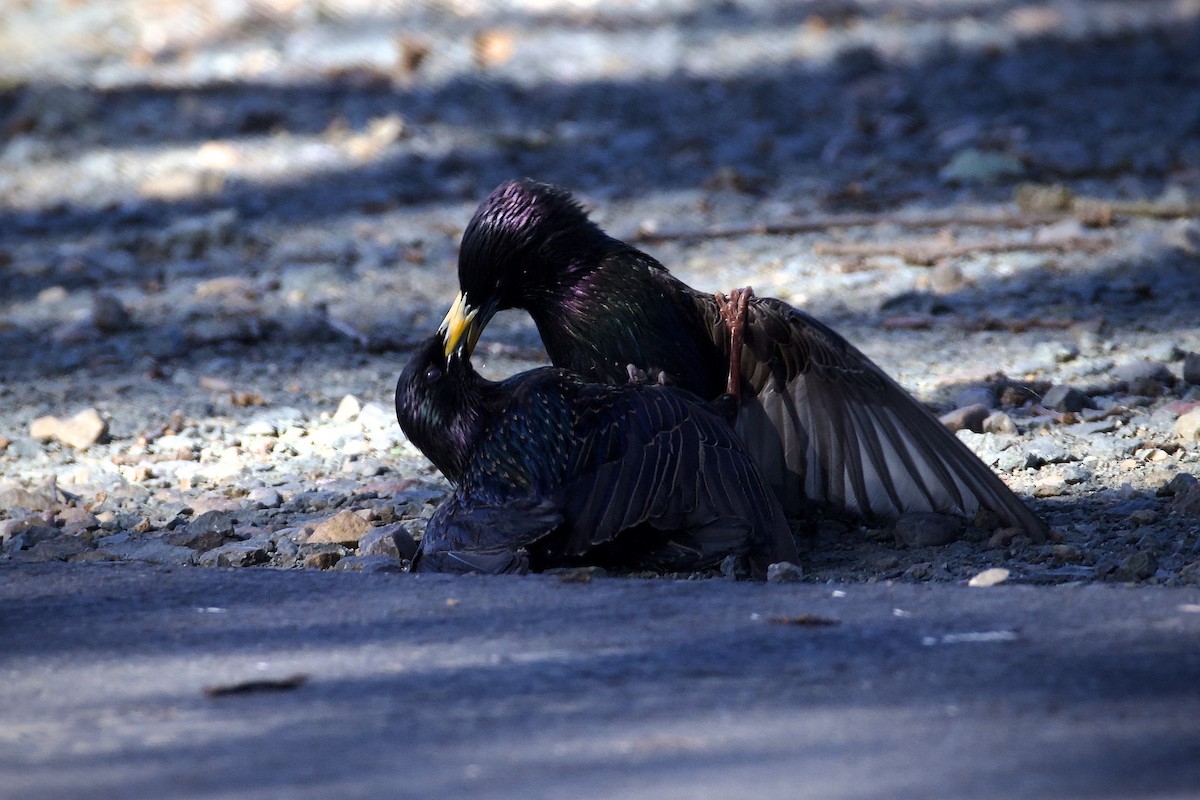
(440, 178, 603, 359)
(394, 333, 485, 483)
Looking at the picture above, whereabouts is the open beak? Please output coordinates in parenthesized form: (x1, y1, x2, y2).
(438, 292, 485, 359)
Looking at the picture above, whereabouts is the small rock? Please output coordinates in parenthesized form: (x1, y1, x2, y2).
(247, 487, 283, 509)
(3, 524, 60, 552)
(358, 523, 405, 558)
(1033, 476, 1068, 497)
(243, 419, 278, 437)
(1116, 550, 1158, 581)
(91, 292, 133, 332)
(967, 567, 1010, 587)
(1041, 385, 1093, 413)
(304, 550, 343, 570)
(334, 555, 403, 573)
(987, 527, 1024, 548)
(720, 554, 751, 580)
(982, 411, 1018, 435)
(16, 535, 92, 562)
(1052, 544, 1082, 564)
(766, 561, 804, 583)
(939, 148, 1024, 185)
(892, 512, 963, 548)
(0, 517, 40, 546)
(929, 261, 966, 294)
(940, 404, 989, 434)
(1024, 436, 1074, 468)
(1060, 464, 1091, 485)
(99, 536, 195, 566)
(1183, 352, 1200, 386)
(1129, 509, 1160, 526)
(1176, 409, 1200, 442)
(1174, 485, 1200, 516)
(28, 408, 108, 449)
(333, 394, 362, 423)
(1182, 561, 1200, 585)
(1114, 360, 1175, 396)
(356, 403, 394, 431)
(0, 483, 56, 510)
(308, 510, 370, 546)
(55, 507, 99, 534)
(213, 542, 271, 567)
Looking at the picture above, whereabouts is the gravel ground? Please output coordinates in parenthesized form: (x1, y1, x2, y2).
(2, 0, 1200, 585)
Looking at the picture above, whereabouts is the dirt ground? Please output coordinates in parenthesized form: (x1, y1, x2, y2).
(2, 2, 1200, 581)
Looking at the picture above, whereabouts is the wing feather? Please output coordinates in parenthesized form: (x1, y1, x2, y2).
(695, 294, 1049, 540)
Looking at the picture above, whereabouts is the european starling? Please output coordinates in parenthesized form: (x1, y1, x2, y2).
(438, 179, 1049, 540)
(394, 334, 799, 577)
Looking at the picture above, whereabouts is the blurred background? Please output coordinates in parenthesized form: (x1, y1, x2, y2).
(1, 0, 1198, 422)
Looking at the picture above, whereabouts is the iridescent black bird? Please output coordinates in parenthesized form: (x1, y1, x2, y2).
(394, 334, 799, 577)
(438, 179, 1049, 540)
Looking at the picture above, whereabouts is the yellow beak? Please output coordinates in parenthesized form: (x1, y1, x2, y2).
(438, 292, 481, 359)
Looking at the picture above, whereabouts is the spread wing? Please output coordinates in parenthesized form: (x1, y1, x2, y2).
(695, 293, 1048, 540)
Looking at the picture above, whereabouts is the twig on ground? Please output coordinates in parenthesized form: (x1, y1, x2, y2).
(812, 236, 1113, 266)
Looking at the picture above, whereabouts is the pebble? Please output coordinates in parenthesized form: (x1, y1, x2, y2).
(1113, 360, 1175, 396)
(357, 522, 405, 559)
(939, 404, 989, 434)
(28, 408, 108, 449)
(967, 567, 1010, 587)
(15, 535, 93, 562)
(1184, 353, 1200, 386)
(304, 550, 344, 570)
(247, 487, 283, 508)
(982, 412, 1017, 435)
(334, 555, 403, 573)
(1042, 385, 1093, 413)
(0, 482, 58, 511)
(91, 292, 133, 332)
(3, 524, 60, 553)
(1052, 544, 1083, 564)
(719, 554, 751, 580)
(939, 148, 1024, 185)
(98, 535, 196, 566)
(1032, 476, 1068, 497)
(55, 507, 99, 534)
(1023, 436, 1074, 468)
(209, 542, 271, 568)
(892, 513, 963, 548)
(1116, 551, 1158, 582)
(333, 395, 362, 423)
(1176, 409, 1200, 442)
(766, 561, 804, 583)
(1174, 486, 1200, 516)
(307, 509, 370, 546)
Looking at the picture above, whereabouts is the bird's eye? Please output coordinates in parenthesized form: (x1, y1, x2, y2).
(425, 366, 443, 382)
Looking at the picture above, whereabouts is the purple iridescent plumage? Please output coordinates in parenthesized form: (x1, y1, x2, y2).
(442, 178, 1050, 540)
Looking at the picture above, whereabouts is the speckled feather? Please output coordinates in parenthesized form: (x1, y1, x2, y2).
(453, 178, 1049, 539)
(394, 335, 798, 576)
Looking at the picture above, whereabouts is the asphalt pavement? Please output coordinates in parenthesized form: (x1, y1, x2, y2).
(4, 562, 1200, 799)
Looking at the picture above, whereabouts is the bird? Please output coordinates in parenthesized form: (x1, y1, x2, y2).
(437, 178, 1050, 540)
(394, 333, 800, 577)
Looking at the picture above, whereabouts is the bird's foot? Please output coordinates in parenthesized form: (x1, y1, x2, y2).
(714, 286, 754, 403)
(626, 364, 648, 384)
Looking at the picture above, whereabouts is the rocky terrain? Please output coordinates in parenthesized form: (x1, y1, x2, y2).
(2, 0, 1200, 585)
